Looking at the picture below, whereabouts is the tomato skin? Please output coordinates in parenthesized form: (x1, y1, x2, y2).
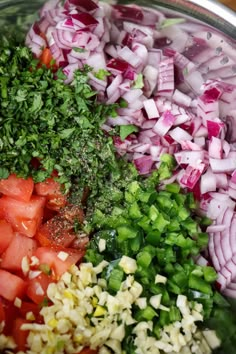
(78, 348, 98, 354)
(0, 219, 14, 254)
(39, 47, 58, 70)
(35, 178, 67, 211)
(1, 233, 37, 271)
(0, 270, 26, 301)
(34, 247, 85, 279)
(0, 300, 5, 324)
(19, 301, 43, 323)
(0, 174, 34, 202)
(35, 204, 85, 248)
(0, 298, 20, 335)
(26, 273, 54, 304)
(0, 195, 46, 237)
(12, 318, 29, 352)
(35, 217, 76, 248)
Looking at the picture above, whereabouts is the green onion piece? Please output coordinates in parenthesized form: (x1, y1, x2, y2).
(153, 322, 161, 339)
(129, 232, 143, 253)
(196, 232, 209, 248)
(152, 213, 170, 232)
(138, 216, 151, 232)
(174, 193, 187, 205)
(200, 216, 213, 226)
(39, 263, 52, 275)
(157, 163, 172, 181)
(117, 225, 138, 242)
(129, 202, 142, 219)
(149, 205, 159, 221)
(167, 219, 181, 232)
(161, 290, 171, 306)
(189, 274, 213, 295)
(203, 266, 218, 283)
(138, 190, 152, 203)
(177, 206, 190, 221)
(186, 192, 197, 210)
(160, 153, 176, 167)
(165, 183, 181, 194)
(84, 249, 104, 266)
(108, 268, 124, 292)
(172, 271, 188, 288)
(146, 230, 161, 246)
(169, 306, 181, 322)
(182, 218, 198, 234)
(213, 291, 230, 307)
(159, 310, 170, 326)
(137, 251, 153, 268)
(167, 280, 182, 295)
(135, 306, 157, 321)
(156, 193, 173, 211)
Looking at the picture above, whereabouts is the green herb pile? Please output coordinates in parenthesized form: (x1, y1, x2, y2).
(0, 44, 120, 195)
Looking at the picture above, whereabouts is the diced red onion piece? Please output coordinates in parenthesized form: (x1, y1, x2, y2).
(118, 46, 142, 68)
(157, 57, 175, 98)
(175, 150, 205, 165)
(208, 137, 223, 159)
(143, 99, 159, 119)
(122, 88, 143, 104)
(134, 155, 154, 175)
(172, 89, 192, 107)
(153, 111, 176, 137)
(207, 224, 226, 233)
(86, 52, 106, 71)
(168, 127, 192, 143)
(180, 162, 205, 189)
(207, 119, 225, 139)
(200, 168, 217, 194)
(210, 157, 236, 173)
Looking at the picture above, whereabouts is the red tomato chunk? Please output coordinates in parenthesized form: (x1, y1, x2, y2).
(0, 174, 34, 202)
(12, 317, 29, 352)
(0, 270, 26, 301)
(0, 195, 46, 237)
(0, 219, 14, 254)
(26, 272, 54, 304)
(1, 233, 37, 271)
(34, 246, 85, 279)
(35, 177, 68, 211)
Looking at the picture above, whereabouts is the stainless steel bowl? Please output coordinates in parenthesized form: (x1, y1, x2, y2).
(0, 0, 235, 39)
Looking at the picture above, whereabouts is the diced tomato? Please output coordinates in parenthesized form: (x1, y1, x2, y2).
(0, 298, 20, 335)
(19, 301, 42, 322)
(0, 219, 14, 254)
(0, 195, 46, 237)
(35, 217, 76, 248)
(36, 204, 84, 247)
(39, 47, 58, 70)
(1, 233, 37, 271)
(34, 247, 85, 279)
(0, 270, 26, 301)
(26, 272, 54, 305)
(35, 178, 68, 211)
(78, 348, 98, 354)
(12, 317, 29, 352)
(42, 207, 58, 222)
(0, 301, 5, 324)
(0, 174, 34, 202)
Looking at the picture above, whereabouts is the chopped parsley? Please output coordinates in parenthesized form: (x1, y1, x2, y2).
(0, 45, 119, 194)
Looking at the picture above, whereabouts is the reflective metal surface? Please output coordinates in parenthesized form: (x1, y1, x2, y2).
(0, 0, 236, 38)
